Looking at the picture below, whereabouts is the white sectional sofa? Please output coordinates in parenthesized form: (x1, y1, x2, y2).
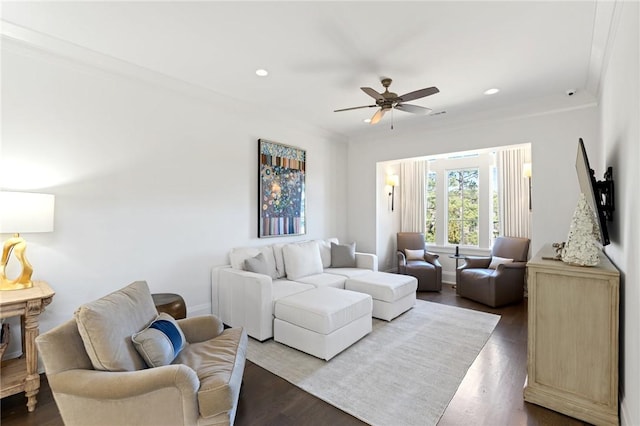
(211, 238, 378, 341)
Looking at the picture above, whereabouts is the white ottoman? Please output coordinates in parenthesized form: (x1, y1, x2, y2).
(345, 271, 417, 321)
(274, 287, 372, 361)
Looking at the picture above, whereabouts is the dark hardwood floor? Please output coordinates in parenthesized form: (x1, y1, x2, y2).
(1, 284, 589, 425)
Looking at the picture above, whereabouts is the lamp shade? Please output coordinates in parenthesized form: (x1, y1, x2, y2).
(386, 174, 399, 187)
(523, 163, 532, 178)
(0, 191, 55, 234)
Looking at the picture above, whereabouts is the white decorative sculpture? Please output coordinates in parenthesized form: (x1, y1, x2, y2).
(561, 193, 600, 266)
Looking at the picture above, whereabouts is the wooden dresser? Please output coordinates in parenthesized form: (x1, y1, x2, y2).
(0, 281, 55, 412)
(524, 245, 619, 425)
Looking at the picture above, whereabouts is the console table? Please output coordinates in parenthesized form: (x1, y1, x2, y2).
(524, 246, 619, 425)
(0, 281, 55, 412)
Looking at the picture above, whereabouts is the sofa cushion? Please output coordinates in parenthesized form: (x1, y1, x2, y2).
(230, 246, 278, 279)
(324, 267, 370, 278)
(75, 281, 158, 371)
(331, 242, 357, 267)
(272, 243, 287, 278)
(132, 313, 186, 368)
(283, 241, 323, 280)
(296, 273, 346, 289)
(316, 238, 339, 268)
(489, 256, 513, 269)
(272, 280, 315, 310)
(174, 327, 248, 419)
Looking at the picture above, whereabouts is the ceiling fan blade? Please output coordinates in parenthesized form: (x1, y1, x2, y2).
(334, 104, 378, 112)
(395, 103, 432, 115)
(398, 86, 439, 103)
(361, 87, 385, 101)
(370, 108, 387, 124)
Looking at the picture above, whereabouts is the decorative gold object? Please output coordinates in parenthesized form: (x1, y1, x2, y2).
(1, 234, 34, 290)
(0, 192, 55, 291)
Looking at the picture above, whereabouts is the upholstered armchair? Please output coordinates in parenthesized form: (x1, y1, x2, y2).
(456, 236, 530, 308)
(396, 232, 442, 291)
(36, 281, 247, 426)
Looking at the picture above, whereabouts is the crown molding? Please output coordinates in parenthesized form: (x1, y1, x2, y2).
(0, 20, 346, 142)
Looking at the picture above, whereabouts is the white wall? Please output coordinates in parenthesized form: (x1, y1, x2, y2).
(347, 107, 599, 269)
(0, 38, 348, 338)
(597, 2, 639, 424)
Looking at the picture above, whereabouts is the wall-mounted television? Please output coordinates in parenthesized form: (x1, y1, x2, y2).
(575, 138, 614, 246)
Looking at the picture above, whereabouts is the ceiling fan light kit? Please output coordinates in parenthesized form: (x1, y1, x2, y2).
(334, 77, 439, 126)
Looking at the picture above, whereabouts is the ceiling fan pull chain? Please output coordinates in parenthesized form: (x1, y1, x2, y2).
(391, 107, 394, 130)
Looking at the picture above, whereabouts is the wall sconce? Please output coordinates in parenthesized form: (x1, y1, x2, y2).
(523, 163, 532, 210)
(386, 174, 399, 211)
(0, 191, 55, 290)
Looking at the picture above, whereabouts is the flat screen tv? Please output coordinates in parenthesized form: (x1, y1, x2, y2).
(575, 138, 614, 246)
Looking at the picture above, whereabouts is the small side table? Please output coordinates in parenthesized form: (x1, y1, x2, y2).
(152, 293, 186, 320)
(0, 280, 55, 412)
(449, 254, 465, 292)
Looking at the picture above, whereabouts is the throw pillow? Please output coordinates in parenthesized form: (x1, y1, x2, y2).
(330, 242, 357, 268)
(244, 252, 270, 276)
(282, 241, 323, 280)
(405, 249, 425, 261)
(75, 281, 158, 371)
(489, 256, 513, 269)
(132, 313, 186, 368)
(229, 246, 278, 279)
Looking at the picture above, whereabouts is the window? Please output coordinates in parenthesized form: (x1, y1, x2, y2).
(424, 151, 496, 248)
(491, 166, 500, 244)
(447, 168, 479, 245)
(425, 171, 437, 243)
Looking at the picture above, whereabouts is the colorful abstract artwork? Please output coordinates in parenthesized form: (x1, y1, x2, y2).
(258, 139, 306, 237)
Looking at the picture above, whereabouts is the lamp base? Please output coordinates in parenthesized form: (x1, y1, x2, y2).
(0, 234, 34, 291)
(0, 280, 33, 291)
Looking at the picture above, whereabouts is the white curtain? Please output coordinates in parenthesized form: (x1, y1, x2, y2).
(497, 147, 531, 238)
(399, 160, 427, 232)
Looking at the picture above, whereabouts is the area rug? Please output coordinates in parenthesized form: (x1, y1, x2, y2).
(246, 300, 500, 426)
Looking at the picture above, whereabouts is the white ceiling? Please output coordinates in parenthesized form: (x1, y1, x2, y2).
(1, 1, 607, 138)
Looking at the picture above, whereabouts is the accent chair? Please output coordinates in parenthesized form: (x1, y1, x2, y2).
(396, 232, 442, 292)
(456, 236, 530, 307)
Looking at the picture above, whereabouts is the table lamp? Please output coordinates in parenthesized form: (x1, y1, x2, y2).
(0, 191, 55, 290)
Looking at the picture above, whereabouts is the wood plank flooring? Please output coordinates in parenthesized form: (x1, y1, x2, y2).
(1, 284, 589, 425)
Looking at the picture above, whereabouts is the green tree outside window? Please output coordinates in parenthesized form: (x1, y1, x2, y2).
(447, 168, 479, 245)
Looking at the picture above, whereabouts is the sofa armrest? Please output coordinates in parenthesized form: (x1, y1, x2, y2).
(49, 364, 199, 399)
(48, 365, 201, 425)
(355, 252, 378, 271)
(460, 256, 492, 270)
(177, 315, 224, 343)
(424, 251, 441, 267)
(217, 268, 275, 341)
(396, 251, 407, 273)
(498, 261, 527, 270)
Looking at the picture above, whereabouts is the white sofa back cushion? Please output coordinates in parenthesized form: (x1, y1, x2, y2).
(283, 241, 323, 280)
(272, 244, 287, 278)
(230, 246, 278, 279)
(316, 238, 339, 268)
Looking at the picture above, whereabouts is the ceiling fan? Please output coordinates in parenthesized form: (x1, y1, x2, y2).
(334, 77, 439, 125)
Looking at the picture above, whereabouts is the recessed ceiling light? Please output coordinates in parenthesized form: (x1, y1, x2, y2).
(484, 88, 500, 95)
(255, 69, 269, 77)
(363, 118, 371, 123)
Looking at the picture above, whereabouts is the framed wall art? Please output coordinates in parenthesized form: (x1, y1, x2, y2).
(258, 139, 306, 237)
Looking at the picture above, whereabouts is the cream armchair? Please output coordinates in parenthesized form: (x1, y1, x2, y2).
(36, 281, 247, 426)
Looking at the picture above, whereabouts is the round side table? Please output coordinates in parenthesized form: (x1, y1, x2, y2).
(449, 254, 465, 292)
(151, 293, 187, 320)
